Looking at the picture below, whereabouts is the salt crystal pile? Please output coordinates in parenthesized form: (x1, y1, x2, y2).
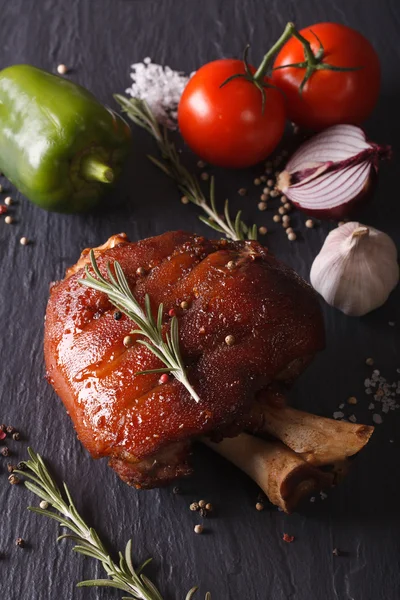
(125, 58, 190, 129)
(363, 368, 400, 425)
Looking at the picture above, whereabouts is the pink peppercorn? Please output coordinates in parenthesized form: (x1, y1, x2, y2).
(0, 205, 8, 215)
(159, 373, 169, 384)
(0, 430, 6, 441)
(168, 308, 176, 317)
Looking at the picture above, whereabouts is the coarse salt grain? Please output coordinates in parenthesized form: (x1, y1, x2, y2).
(125, 59, 190, 129)
(333, 411, 344, 420)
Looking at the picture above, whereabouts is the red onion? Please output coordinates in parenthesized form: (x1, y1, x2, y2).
(277, 125, 391, 219)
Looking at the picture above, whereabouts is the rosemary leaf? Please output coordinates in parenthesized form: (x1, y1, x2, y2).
(18, 448, 168, 600)
(77, 579, 132, 590)
(114, 95, 257, 242)
(19, 452, 215, 600)
(79, 251, 200, 403)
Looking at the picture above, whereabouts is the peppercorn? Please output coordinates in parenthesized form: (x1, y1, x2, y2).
(181, 195, 190, 204)
(238, 188, 247, 196)
(288, 232, 297, 241)
(273, 215, 281, 223)
(136, 266, 146, 276)
(17, 462, 26, 471)
(0, 430, 6, 441)
(40, 500, 49, 510)
(7, 463, 15, 473)
(168, 308, 176, 317)
(286, 227, 294, 235)
(12, 432, 21, 441)
(199, 508, 208, 518)
(172, 486, 181, 495)
(255, 502, 264, 511)
(190, 502, 199, 512)
(267, 179, 274, 187)
(198, 499, 207, 508)
(270, 190, 279, 198)
(225, 335, 235, 346)
(205, 503, 213, 512)
(20, 237, 29, 245)
(200, 172, 209, 181)
(180, 301, 189, 310)
(0, 205, 7, 215)
(4, 196, 12, 206)
(1, 447, 10, 457)
(348, 396, 357, 405)
(8, 473, 20, 485)
(5, 215, 13, 224)
(284, 203, 291, 211)
(6, 426, 15, 434)
(114, 311, 122, 320)
(123, 335, 134, 348)
(259, 226, 268, 235)
(15, 537, 25, 548)
(366, 357, 374, 366)
(278, 206, 287, 215)
(226, 260, 236, 270)
(305, 219, 314, 229)
(197, 160, 206, 169)
(254, 178, 261, 186)
(0, 424, 6, 433)
(194, 524, 203, 534)
(260, 193, 268, 202)
(258, 202, 267, 212)
(57, 64, 68, 75)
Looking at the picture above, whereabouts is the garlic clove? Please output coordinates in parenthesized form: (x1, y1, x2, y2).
(310, 222, 399, 316)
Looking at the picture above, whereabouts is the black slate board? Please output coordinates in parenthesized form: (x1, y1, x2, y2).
(1, 1, 400, 599)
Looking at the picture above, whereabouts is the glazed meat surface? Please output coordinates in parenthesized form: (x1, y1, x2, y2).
(44, 231, 325, 487)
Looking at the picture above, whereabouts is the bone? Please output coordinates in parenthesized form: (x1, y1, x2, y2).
(255, 403, 374, 467)
(203, 434, 333, 514)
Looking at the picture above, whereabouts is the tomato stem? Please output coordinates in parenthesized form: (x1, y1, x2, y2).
(253, 22, 297, 82)
(221, 21, 363, 104)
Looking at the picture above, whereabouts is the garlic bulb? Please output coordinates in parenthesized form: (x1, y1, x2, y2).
(310, 222, 399, 316)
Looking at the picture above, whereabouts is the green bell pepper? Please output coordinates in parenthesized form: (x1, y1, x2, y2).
(0, 65, 132, 213)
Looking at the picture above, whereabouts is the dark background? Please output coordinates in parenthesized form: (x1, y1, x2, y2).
(1, 1, 399, 599)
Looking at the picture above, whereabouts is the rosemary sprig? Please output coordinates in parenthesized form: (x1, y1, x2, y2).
(114, 94, 257, 242)
(15, 449, 210, 600)
(78, 250, 200, 403)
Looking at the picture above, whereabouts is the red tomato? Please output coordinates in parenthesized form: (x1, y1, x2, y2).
(178, 59, 286, 168)
(272, 23, 380, 131)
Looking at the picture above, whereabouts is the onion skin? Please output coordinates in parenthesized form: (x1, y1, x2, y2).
(285, 170, 377, 221)
(277, 125, 391, 220)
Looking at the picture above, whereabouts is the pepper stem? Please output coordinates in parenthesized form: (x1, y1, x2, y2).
(81, 155, 114, 184)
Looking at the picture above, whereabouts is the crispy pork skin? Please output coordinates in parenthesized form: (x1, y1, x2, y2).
(44, 231, 325, 488)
